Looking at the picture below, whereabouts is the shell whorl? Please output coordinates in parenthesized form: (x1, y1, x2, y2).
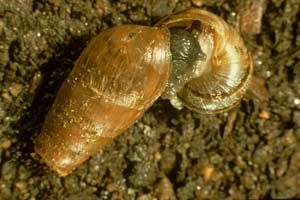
(157, 9, 253, 113)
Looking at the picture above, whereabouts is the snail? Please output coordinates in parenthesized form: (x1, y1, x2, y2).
(34, 9, 253, 176)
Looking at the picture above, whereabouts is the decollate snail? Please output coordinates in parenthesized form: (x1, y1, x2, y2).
(34, 9, 253, 176)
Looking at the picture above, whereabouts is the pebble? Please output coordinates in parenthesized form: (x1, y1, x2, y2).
(8, 82, 23, 97)
(0, 138, 12, 149)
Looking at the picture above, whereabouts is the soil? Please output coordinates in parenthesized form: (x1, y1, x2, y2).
(1, 0, 300, 199)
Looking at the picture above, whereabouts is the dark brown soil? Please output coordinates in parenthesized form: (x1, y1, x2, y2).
(1, 0, 300, 199)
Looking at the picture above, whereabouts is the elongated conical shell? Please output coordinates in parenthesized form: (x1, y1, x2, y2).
(35, 25, 171, 176)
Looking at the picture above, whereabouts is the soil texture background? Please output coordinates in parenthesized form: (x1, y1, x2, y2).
(0, 0, 300, 199)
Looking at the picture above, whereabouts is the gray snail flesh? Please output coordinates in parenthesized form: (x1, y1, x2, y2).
(34, 9, 253, 176)
(157, 9, 253, 113)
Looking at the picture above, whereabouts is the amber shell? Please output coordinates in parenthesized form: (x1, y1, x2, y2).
(34, 25, 171, 176)
(157, 9, 253, 113)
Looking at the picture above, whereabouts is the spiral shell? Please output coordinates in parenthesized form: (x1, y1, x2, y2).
(157, 9, 253, 113)
(34, 9, 253, 176)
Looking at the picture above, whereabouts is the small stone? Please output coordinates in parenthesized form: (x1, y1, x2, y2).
(127, 188, 135, 195)
(155, 176, 176, 200)
(15, 181, 28, 193)
(192, 0, 204, 6)
(259, 110, 270, 119)
(0, 138, 12, 149)
(8, 82, 23, 97)
(203, 164, 215, 181)
(293, 98, 300, 105)
(1, 91, 12, 103)
(154, 152, 162, 161)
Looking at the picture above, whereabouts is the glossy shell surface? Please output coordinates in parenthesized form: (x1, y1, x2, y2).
(157, 9, 253, 113)
(34, 9, 253, 176)
(34, 25, 171, 176)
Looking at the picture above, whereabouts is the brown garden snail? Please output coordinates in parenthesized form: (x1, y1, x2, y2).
(34, 9, 253, 176)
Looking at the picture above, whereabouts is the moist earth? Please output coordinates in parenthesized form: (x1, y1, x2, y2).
(0, 0, 300, 199)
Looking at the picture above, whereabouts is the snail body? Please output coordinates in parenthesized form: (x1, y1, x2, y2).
(34, 9, 252, 176)
(157, 9, 253, 113)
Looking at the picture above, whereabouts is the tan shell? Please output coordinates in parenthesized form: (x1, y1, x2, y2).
(34, 9, 253, 176)
(157, 9, 253, 113)
(34, 25, 171, 176)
